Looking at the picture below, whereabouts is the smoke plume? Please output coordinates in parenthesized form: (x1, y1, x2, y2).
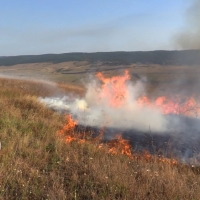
(39, 71, 200, 164)
(174, 0, 200, 49)
(39, 72, 173, 133)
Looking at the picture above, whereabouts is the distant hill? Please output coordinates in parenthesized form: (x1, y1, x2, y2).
(1, 50, 200, 66)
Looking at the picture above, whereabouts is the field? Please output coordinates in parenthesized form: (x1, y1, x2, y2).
(1, 61, 200, 91)
(1, 62, 200, 199)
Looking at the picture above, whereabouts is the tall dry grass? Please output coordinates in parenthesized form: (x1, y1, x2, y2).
(0, 77, 200, 199)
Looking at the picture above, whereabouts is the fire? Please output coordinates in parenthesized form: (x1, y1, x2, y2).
(136, 151, 178, 165)
(108, 135, 133, 158)
(54, 70, 200, 165)
(137, 96, 151, 106)
(57, 115, 134, 158)
(57, 115, 77, 135)
(57, 115, 80, 143)
(155, 96, 198, 115)
(57, 114, 178, 165)
(96, 70, 130, 107)
(137, 95, 199, 116)
(95, 70, 199, 116)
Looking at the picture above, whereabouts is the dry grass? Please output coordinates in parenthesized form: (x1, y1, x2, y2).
(0, 77, 200, 199)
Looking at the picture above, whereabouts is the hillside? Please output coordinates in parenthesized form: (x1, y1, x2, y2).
(0, 77, 200, 199)
(1, 49, 200, 66)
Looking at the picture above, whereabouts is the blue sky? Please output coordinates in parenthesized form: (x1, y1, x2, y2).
(0, 0, 191, 56)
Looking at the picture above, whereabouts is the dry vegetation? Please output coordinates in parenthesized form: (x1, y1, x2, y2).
(0, 77, 200, 199)
(1, 61, 200, 96)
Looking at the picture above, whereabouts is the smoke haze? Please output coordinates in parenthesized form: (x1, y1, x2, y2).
(174, 0, 200, 49)
(39, 74, 174, 133)
(39, 71, 200, 164)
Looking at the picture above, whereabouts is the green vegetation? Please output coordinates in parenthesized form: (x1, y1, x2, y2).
(0, 77, 200, 199)
(1, 49, 200, 66)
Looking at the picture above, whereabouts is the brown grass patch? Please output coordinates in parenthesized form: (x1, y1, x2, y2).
(0, 77, 200, 199)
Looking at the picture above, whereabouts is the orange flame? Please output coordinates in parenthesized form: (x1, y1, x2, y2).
(57, 115, 79, 143)
(96, 70, 130, 107)
(155, 96, 198, 115)
(56, 71, 200, 165)
(137, 95, 199, 116)
(108, 135, 133, 158)
(130, 150, 178, 165)
(96, 70, 199, 116)
(57, 115, 77, 135)
(57, 115, 178, 165)
(137, 96, 151, 106)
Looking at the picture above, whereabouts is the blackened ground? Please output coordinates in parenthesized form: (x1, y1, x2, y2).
(74, 114, 200, 164)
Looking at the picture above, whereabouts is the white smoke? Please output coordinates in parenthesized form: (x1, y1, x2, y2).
(39, 73, 200, 164)
(39, 75, 168, 132)
(39, 96, 70, 111)
(39, 96, 88, 112)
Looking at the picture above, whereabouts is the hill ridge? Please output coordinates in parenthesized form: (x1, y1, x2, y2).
(1, 49, 200, 66)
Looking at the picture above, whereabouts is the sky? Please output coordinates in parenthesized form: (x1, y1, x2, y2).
(0, 0, 195, 56)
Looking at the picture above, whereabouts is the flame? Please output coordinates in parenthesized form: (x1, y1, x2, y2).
(57, 115, 77, 135)
(108, 135, 133, 158)
(137, 95, 199, 116)
(57, 115, 79, 143)
(155, 96, 198, 115)
(57, 114, 178, 165)
(57, 115, 133, 158)
(137, 96, 151, 106)
(96, 70, 130, 107)
(56, 71, 200, 165)
(127, 150, 178, 165)
(95, 70, 199, 116)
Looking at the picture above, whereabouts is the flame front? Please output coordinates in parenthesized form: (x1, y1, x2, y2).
(96, 70, 130, 107)
(108, 135, 133, 158)
(53, 70, 200, 164)
(96, 70, 199, 116)
(57, 115, 178, 165)
(57, 115, 80, 143)
(137, 95, 198, 116)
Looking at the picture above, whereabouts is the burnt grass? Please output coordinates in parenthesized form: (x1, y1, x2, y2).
(75, 118, 200, 164)
(1, 77, 200, 199)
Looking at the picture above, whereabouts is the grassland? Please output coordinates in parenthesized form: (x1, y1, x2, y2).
(1, 61, 200, 91)
(0, 77, 200, 199)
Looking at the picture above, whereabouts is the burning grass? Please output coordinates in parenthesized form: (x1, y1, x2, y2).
(41, 70, 200, 163)
(1, 77, 200, 199)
